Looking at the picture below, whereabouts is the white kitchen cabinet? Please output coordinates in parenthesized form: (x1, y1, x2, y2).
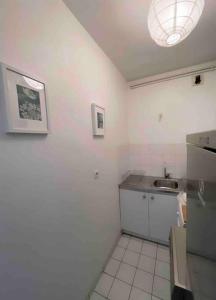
(120, 189, 149, 237)
(120, 189, 178, 243)
(149, 193, 178, 242)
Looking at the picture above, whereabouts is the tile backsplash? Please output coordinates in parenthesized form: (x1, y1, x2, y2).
(120, 143, 187, 180)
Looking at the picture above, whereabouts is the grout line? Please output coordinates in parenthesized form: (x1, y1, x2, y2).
(93, 289, 109, 299)
(92, 235, 169, 300)
(120, 236, 159, 298)
(152, 242, 158, 297)
(103, 259, 171, 286)
(105, 260, 170, 281)
(106, 235, 133, 300)
(109, 259, 155, 276)
(119, 240, 159, 258)
(93, 291, 108, 299)
(151, 243, 171, 300)
(118, 244, 141, 254)
(128, 240, 143, 300)
(91, 291, 102, 299)
(93, 235, 129, 300)
(156, 258, 170, 265)
(107, 248, 127, 298)
(108, 234, 136, 300)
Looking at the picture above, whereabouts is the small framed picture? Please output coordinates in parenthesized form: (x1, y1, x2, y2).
(91, 103, 105, 136)
(0, 63, 48, 134)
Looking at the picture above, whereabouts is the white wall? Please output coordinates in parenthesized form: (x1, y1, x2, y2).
(128, 70, 216, 178)
(0, 1, 128, 299)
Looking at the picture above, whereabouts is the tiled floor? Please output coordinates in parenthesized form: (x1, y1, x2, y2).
(90, 234, 171, 300)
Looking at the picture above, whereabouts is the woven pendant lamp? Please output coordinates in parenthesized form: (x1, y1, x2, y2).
(148, 0, 205, 47)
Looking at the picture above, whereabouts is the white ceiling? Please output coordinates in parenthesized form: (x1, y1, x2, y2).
(64, 0, 216, 81)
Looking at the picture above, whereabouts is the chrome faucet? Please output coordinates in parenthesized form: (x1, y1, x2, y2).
(164, 167, 171, 179)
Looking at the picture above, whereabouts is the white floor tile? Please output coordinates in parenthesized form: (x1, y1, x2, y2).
(118, 236, 130, 248)
(123, 249, 140, 267)
(90, 292, 107, 300)
(105, 258, 121, 277)
(108, 278, 131, 300)
(122, 234, 131, 239)
(112, 246, 125, 261)
(157, 246, 170, 263)
(152, 276, 171, 300)
(155, 260, 170, 280)
(129, 287, 151, 300)
(116, 262, 136, 285)
(138, 255, 155, 274)
(133, 269, 154, 294)
(142, 241, 157, 258)
(128, 238, 142, 253)
(95, 273, 114, 298)
(151, 296, 160, 300)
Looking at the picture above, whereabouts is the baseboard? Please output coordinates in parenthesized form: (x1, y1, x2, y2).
(122, 229, 169, 247)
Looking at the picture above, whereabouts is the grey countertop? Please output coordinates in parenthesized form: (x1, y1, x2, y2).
(119, 174, 185, 194)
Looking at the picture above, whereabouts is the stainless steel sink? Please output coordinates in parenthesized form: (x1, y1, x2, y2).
(153, 179, 178, 190)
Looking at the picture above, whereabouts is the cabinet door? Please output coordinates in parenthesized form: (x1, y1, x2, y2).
(120, 189, 149, 237)
(149, 193, 177, 243)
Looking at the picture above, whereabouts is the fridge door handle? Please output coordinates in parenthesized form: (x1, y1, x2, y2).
(197, 191, 206, 207)
(199, 179, 205, 194)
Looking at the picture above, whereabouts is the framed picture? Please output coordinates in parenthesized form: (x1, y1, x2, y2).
(0, 63, 48, 134)
(91, 103, 105, 136)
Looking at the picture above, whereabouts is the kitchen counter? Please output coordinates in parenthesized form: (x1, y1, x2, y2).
(119, 174, 184, 194)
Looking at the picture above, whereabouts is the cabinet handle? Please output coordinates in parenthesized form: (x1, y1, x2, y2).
(198, 192, 206, 207)
(143, 195, 146, 199)
(199, 179, 205, 194)
(151, 196, 154, 200)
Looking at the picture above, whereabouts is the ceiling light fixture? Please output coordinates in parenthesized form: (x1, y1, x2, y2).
(148, 0, 205, 47)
